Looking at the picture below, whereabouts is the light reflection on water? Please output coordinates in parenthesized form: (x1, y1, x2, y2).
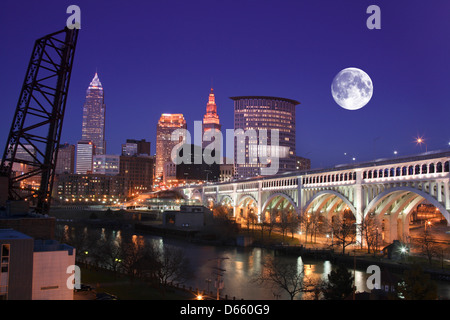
(58, 224, 450, 300)
(136, 233, 372, 300)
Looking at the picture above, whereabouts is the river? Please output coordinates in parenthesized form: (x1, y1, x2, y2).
(56, 223, 450, 300)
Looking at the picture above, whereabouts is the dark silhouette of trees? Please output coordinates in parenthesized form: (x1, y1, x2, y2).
(395, 264, 437, 300)
(323, 264, 354, 300)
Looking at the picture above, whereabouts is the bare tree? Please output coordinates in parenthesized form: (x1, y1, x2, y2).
(415, 228, 439, 265)
(62, 224, 97, 263)
(94, 234, 123, 272)
(120, 237, 148, 278)
(278, 209, 290, 241)
(154, 244, 192, 286)
(212, 204, 231, 220)
(309, 211, 321, 243)
(299, 212, 313, 245)
(287, 212, 299, 240)
(264, 210, 276, 238)
(252, 257, 314, 300)
(330, 214, 356, 254)
(360, 214, 382, 254)
(244, 208, 258, 233)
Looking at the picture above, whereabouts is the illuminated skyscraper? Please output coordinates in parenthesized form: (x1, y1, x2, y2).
(81, 73, 106, 155)
(231, 96, 299, 178)
(155, 114, 187, 181)
(202, 88, 221, 148)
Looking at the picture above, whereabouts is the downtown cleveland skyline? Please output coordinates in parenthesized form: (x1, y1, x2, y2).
(0, 1, 449, 170)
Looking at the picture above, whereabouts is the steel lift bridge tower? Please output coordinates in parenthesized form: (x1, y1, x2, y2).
(0, 28, 79, 214)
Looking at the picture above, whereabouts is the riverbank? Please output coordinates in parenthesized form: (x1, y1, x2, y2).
(51, 208, 450, 287)
(133, 220, 450, 283)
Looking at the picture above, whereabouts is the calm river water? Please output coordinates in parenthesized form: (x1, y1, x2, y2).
(57, 223, 450, 300)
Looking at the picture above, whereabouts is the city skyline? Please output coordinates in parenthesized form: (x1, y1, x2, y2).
(0, 1, 449, 171)
(1, 1, 450, 303)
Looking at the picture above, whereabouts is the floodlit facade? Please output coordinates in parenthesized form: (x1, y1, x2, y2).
(81, 73, 106, 155)
(231, 96, 299, 178)
(155, 114, 187, 181)
(75, 140, 94, 174)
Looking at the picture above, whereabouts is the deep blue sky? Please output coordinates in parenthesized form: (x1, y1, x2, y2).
(1, 0, 449, 169)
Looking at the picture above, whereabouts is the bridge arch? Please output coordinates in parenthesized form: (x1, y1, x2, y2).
(237, 194, 258, 207)
(261, 192, 297, 222)
(363, 186, 450, 243)
(303, 190, 356, 218)
(235, 194, 259, 220)
(262, 192, 297, 213)
(364, 186, 450, 222)
(218, 194, 234, 206)
(191, 189, 202, 201)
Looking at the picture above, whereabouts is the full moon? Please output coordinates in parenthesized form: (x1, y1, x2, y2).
(331, 67, 373, 110)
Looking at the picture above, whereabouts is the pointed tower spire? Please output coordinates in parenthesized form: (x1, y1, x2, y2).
(89, 72, 103, 89)
(203, 87, 221, 129)
(208, 87, 216, 107)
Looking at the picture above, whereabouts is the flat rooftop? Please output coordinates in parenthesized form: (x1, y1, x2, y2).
(0, 228, 33, 240)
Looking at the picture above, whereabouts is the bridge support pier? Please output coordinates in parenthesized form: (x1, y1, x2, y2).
(354, 171, 363, 246)
(397, 215, 410, 242)
(383, 215, 398, 243)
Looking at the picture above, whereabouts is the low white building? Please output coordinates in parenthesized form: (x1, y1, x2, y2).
(32, 240, 76, 300)
(0, 229, 75, 300)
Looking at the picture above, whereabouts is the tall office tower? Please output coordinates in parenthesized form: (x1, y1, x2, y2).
(55, 143, 75, 174)
(75, 140, 94, 174)
(81, 73, 106, 155)
(121, 139, 151, 156)
(202, 88, 221, 148)
(155, 114, 187, 181)
(231, 96, 299, 179)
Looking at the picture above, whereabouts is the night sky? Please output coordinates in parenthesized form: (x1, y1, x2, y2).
(0, 0, 449, 169)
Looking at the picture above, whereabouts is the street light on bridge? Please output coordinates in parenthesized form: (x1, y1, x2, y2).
(415, 137, 427, 152)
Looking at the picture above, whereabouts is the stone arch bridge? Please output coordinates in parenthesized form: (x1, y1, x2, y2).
(176, 151, 450, 243)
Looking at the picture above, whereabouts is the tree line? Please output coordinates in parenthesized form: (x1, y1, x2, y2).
(56, 225, 192, 288)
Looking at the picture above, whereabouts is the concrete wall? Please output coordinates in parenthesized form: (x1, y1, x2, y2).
(32, 248, 76, 300)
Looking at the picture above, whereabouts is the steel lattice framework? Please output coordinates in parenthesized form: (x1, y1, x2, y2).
(0, 27, 79, 213)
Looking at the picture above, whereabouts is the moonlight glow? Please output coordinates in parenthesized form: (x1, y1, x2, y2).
(331, 67, 373, 110)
